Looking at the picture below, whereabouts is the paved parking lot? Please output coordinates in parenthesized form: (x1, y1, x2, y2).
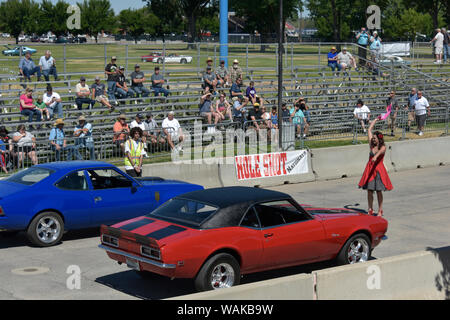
(1, 166, 449, 300)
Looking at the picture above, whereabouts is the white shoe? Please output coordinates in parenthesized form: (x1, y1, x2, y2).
(418, 131, 423, 136)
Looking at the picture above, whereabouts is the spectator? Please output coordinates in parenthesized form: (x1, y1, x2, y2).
(124, 127, 146, 177)
(91, 76, 115, 112)
(405, 88, 418, 132)
(442, 28, 449, 64)
(290, 103, 305, 138)
(414, 91, 430, 136)
(73, 115, 95, 160)
(203, 67, 217, 94)
(20, 88, 41, 126)
(75, 77, 94, 110)
(369, 31, 382, 60)
(0, 126, 13, 173)
(105, 56, 119, 105)
(19, 52, 41, 82)
(260, 105, 271, 128)
(113, 113, 130, 152)
(430, 28, 444, 64)
(281, 103, 291, 123)
(115, 66, 135, 99)
(215, 60, 230, 87)
(230, 77, 245, 100)
(246, 81, 257, 104)
(247, 103, 263, 131)
(130, 113, 148, 145)
(151, 66, 170, 97)
(327, 47, 341, 73)
(232, 96, 248, 124)
(162, 111, 184, 151)
(353, 99, 371, 133)
(130, 64, 151, 98)
(337, 47, 357, 74)
(386, 90, 399, 136)
(366, 55, 385, 78)
(199, 92, 217, 126)
(12, 124, 38, 166)
(356, 27, 370, 67)
(298, 101, 310, 138)
(229, 59, 243, 83)
(215, 93, 233, 123)
(49, 119, 82, 161)
(39, 50, 58, 82)
(206, 57, 214, 69)
(144, 113, 165, 148)
(33, 97, 50, 121)
(43, 85, 64, 120)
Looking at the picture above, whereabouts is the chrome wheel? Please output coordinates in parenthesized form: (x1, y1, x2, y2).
(210, 263, 235, 289)
(347, 238, 370, 264)
(36, 216, 61, 244)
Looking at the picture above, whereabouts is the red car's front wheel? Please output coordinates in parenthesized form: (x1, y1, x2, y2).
(337, 233, 371, 265)
(194, 253, 240, 292)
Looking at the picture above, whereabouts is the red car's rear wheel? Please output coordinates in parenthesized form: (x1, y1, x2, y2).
(194, 253, 240, 292)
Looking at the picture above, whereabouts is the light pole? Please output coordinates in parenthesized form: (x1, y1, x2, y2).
(278, 0, 284, 150)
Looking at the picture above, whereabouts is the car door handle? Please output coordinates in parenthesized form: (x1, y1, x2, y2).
(264, 233, 274, 238)
(94, 196, 102, 203)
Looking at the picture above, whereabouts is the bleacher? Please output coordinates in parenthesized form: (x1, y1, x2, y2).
(0, 43, 449, 171)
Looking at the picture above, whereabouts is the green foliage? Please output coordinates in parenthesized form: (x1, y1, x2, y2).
(144, 0, 184, 36)
(117, 8, 159, 42)
(38, 0, 70, 36)
(77, 0, 116, 41)
(0, 0, 40, 42)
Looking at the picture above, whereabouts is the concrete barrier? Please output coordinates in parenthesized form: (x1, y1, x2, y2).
(168, 246, 450, 300)
(389, 136, 450, 171)
(168, 273, 315, 300)
(314, 246, 450, 300)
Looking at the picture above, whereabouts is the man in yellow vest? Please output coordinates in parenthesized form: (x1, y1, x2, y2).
(124, 127, 147, 177)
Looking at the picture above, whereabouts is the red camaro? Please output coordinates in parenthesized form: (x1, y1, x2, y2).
(99, 187, 388, 291)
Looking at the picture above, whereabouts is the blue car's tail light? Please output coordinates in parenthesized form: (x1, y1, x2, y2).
(0, 206, 5, 217)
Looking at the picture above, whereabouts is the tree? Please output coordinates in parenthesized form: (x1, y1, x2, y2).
(117, 8, 159, 43)
(77, 0, 116, 43)
(0, 0, 40, 44)
(143, 0, 184, 37)
(38, 0, 70, 37)
(406, 0, 446, 30)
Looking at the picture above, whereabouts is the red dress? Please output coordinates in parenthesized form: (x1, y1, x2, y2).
(358, 152, 393, 191)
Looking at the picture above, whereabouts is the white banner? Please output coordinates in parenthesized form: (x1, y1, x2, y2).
(380, 42, 411, 56)
(235, 150, 309, 181)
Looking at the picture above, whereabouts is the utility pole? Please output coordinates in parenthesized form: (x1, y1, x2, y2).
(278, 0, 284, 150)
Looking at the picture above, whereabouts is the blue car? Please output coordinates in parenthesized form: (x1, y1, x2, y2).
(0, 161, 203, 247)
(2, 45, 37, 56)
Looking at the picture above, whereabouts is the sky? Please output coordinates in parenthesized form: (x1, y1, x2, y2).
(36, 0, 147, 14)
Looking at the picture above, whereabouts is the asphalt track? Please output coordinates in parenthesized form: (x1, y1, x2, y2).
(0, 166, 449, 300)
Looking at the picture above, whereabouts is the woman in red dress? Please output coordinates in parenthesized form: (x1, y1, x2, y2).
(358, 118, 393, 216)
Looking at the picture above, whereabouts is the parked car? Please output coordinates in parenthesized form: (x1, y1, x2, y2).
(141, 51, 163, 62)
(55, 36, 68, 43)
(378, 55, 411, 67)
(100, 186, 388, 291)
(2, 45, 37, 56)
(152, 53, 193, 64)
(18, 35, 31, 42)
(0, 161, 203, 247)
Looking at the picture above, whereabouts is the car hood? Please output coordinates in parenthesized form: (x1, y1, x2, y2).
(305, 207, 362, 220)
(0, 181, 29, 199)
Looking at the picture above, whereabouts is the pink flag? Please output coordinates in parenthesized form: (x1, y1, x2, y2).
(378, 104, 392, 120)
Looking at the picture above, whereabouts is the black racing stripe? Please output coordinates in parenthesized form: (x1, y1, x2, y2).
(120, 218, 155, 231)
(145, 225, 186, 240)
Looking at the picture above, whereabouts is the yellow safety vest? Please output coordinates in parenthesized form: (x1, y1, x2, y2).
(124, 139, 144, 167)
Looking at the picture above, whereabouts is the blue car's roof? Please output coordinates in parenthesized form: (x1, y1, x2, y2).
(35, 160, 115, 171)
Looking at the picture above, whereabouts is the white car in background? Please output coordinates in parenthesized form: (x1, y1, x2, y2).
(378, 55, 411, 67)
(152, 53, 193, 64)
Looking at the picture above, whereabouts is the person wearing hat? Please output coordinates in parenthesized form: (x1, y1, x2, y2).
(43, 85, 63, 119)
(124, 126, 147, 177)
(206, 57, 213, 69)
(75, 77, 94, 110)
(229, 59, 243, 84)
(215, 60, 230, 88)
(130, 113, 148, 145)
(105, 56, 119, 105)
(151, 66, 170, 97)
(290, 103, 306, 139)
(49, 118, 82, 161)
(130, 64, 151, 98)
(337, 47, 357, 74)
(74, 115, 95, 160)
(327, 47, 341, 73)
(115, 66, 136, 99)
(113, 113, 130, 153)
(20, 87, 42, 127)
(247, 103, 263, 132)
(91, 76, 115, 112)
(356, 27, 369, 67)
(369, 31, 382, 61)
(202, 66, 217, 94)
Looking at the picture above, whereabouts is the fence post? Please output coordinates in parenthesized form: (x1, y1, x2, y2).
(63, 44, 67, 79)
(352, 118, 358, 145)
(246, 43, 249, 72)
(291, 42, 294, 73)
(125, 44, 129, 74)
(162, 41, 166, 75)
(446, 104, 449, 136)
(318, 42, 321, 73)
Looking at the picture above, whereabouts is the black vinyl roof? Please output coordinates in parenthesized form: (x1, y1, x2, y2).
(176, 186, 290, 209)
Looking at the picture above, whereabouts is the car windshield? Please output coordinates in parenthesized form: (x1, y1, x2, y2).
(148, 198, 218, 227)
(6, 167, 55, 186)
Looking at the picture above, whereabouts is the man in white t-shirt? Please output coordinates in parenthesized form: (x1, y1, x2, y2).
(75, 77, 94, 110)
(130, 113, 148, 146)
(353, 99, 371, 133)
(39, 50, 58, 81)
(431, 28, 444, 64)
(43, 85, 63, 119)
(162, 111, 184, 151)
(337, 47, 357, 75)
(414, 91, 430, 136)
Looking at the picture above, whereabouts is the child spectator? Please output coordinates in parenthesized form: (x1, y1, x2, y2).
(34, 97, 50, 121)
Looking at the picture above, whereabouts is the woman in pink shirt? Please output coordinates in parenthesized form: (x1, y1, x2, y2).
(20, 87, 41, 125)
